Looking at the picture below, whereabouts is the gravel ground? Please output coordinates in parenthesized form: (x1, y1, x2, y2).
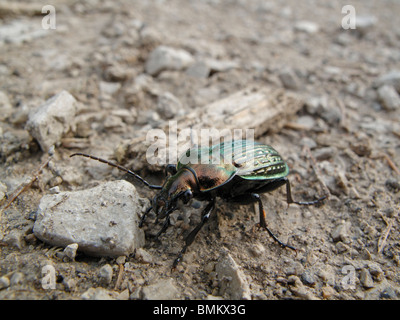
(0, 0, 399, 300)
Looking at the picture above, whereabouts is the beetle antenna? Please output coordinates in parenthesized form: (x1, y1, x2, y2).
(70, 153, 162, 190)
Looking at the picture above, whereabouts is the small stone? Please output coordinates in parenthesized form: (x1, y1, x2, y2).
(294, 21, 319, 34)
(204, 262, 215, 274)
(285, 261, 305, 276)
(279, 68, 300, 90)
(99, 264, 114, 285)
(374, 71, 400, 92)
(299, 137, 317, 149)
(205, 58, 239, 73)
(81, 287, 116, 300)
(63, 278, 77, 292)
(355, 15, 377, 35)
(301, 270, 316, 287)
(63, 243, 79, 260)
(215, 250, 251, 300)
(321, 286, 336, 299)
(9, 272, 24, 286)
(157, 92, 183, 119)
(141, 278, 179, 300)
(331, 221, 351, 243)
(3, 229, 25, 249)
(0, 276, 10, 289)
(385, 178, 400, 193)
(99, 81, 121, 96)
(248, 242, 265, 258)
(117, 289, 130, 300)
(186, 61, 210, 78)
(335, 241, 350, 253)
(145, 45, 194, 76)
(116, 256, 126, 265)
(377, 85, 400, 111)
(135, 248, 153, 264)
(368, 263, 384, 282)
(360, 268, 374, 288)
(25, 90, 77, 152)
(380, 286, 397, 299)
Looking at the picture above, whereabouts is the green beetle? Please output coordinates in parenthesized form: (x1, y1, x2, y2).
(71, 140, 326, 267)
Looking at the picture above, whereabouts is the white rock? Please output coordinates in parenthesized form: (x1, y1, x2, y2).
(157, 92, 183, 119)
(215, 250, 251, 300)
(294, 21, 319, 34)
(145, 45, 194, 76)
(81, 287, 116, 300)
(356, 15, 377, 35)
(141, 278, 179, 300)
(33, 180, 145, 257)
(279, 68, 300, 90)
(26, 90, 77, 152)
(377, 85, 400, 110)
(374, 71, 400, 92)
(63, 243, 79, 260)
(0, 276, 10, 289)
(99, 264, 114, 284)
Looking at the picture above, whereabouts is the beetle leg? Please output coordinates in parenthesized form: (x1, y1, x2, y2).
(172, 198, 216, 269)
(139, 206, 153, 228)
(251, 193, 296, 252)
(154, 215, 171, 240)
(285, 177, 327, 206)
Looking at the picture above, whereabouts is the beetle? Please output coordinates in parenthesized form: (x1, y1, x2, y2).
(71, 139, 326, 267)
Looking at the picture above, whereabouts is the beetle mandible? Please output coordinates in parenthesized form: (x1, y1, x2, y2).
(71, 139, 326, 267)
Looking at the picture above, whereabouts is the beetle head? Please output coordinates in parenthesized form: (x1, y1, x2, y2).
(152, 168, 196, 218)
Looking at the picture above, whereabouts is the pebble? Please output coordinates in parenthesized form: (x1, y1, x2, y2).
(81, 287, 116, 300)
(321, 286, 336, 299)
(331, 221, 351, 243)
(0, 276, 10, 289)
(360, 268, 374, 289)
(157, 92, 183, 119)
(355, 15, 377, 35)
(377, 85, 400, 111)
(301, 270, 316, 287)
(285, 261, 305, 276)
(9, 272, 24, 286)
(186, 61, 210, 78)
(25, 90, 77, 152)
(278, 68, 300, 90)
(63, 278, 77, 292)
(0, 19, 49, 45)
(215, 250, 251, 300)
(145, 45, 194, 76)
(294, 21, 319, 34)
(374, 71, 400, 92)
(99, 264, 114, 285)
(141, 278, 179, 300)
(134, 248, 153, 264)
(2, 229, 25, 249)
(63, 243, 79, 261)
(33, 180, 145, 257)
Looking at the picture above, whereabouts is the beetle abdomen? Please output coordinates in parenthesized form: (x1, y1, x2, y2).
(213, 140, 289, 181)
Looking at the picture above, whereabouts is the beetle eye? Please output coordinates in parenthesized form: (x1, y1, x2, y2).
(182, 189, 193, 204)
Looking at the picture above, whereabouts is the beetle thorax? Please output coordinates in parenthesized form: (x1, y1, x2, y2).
(164, 169, 197, 198)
